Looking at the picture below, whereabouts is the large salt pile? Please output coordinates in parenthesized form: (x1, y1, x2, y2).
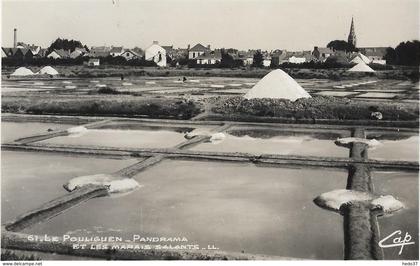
(243, 69, 311, 101)
(351, 53, 371, 64)
(39, 66, 59, 75)
(10, 67, 35, 76)
(348, 62, 375, 73)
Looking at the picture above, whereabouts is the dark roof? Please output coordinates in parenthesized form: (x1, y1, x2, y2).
(196, 51, 221, 60)
(53, 49, 71, 58)
(316, 47, 334, 54)
(190, 43, 209, 52)
(110, 46, 124, 53)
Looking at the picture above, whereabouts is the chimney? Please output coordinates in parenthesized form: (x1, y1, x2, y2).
(153, 41, 158, 45)
(13, 28, 17, 48)
(207, 45, 211, 50)
(187, 44, 190, 50)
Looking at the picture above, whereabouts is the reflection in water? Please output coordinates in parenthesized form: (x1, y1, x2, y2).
(24, 160, 347, 259)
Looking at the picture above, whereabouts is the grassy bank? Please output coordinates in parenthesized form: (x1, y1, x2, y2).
(3, 65, 419, 81)
(2, 96, 202, 120)
(210, 96, 419, 122)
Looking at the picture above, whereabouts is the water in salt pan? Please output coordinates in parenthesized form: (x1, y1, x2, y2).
(190, 128, 349, 157)
(1, 122, 75, 143)
(1, 151, 138, 223)
(23, 160, 347, 259)
(366, 135, 419, 161)
(39, 126, 194, 149)
(372, 171, 419, 260)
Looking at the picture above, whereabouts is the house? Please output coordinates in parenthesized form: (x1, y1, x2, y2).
(120, 49, 139, 60)
(270, 50, 288, 66)
(110, 46, 124, 57)
(359, 47, 387, 65)
(196, 51, 222, 65)
(69, 48, 87, 59)
(162, 45, 174, 59)
(312, 46, 334, 62)
(132, 47, 144, 57)
(88, 46, 111, 57)
(238, 50, 255, 66)
(47, 49, 70, 59)
(145, 41, 167, 67)
(188, 43, 210, 59)
(262, 54, 271, 67)
(86, 58, 100, 66)
(2, 47, 34, 60)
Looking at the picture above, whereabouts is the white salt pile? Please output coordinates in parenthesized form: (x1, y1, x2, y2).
(90, 80, 100, 83)
(315, 189, 405, 215)
(185, 129, 226, 144)
(64, 174, 141, 194)
(96, 84, 107, 87)
(10, 67, 35, 76)
(65, 85, 77, 89)
(371, 195, 404, 213)
(348, 62, 375, 73)
(314, 189, 373, 211)
(243, 69, 311, 101)
(39, 66, 59, 75)
(188, 80, 200, 83)
(351, 53, 371, 64)
(335, 137, 382, 148)
(184, 128, 212, 139)
(145, 81, 156, 85)
(209, 132, 226, 144)
(62, 80, 72, 84)
(122, 82, 133, 86)
(66, 126, 88, 137)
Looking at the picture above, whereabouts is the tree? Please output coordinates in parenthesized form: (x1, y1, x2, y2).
(47, 38, 86, 54)
(219, 49, 243, 68)
(384, 41, 420, 66)
(252, 50, 264, 67)
(384, 47, 396, 65)
(327, 40, 357, 52)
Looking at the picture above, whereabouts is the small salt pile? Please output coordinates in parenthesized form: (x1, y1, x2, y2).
(39, 66, 59, 75)
(10, 67, 35, 76)
(64, 174, 141, 194)
(66, 126, 88, 137)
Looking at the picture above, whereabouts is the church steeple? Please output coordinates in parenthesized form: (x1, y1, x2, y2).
(348, 17, 357, 47)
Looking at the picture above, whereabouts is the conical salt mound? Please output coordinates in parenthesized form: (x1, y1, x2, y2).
(348, 62, 375, 73)
(351, 53, 371, 64)
(244, 69, 311, 101)
(10, 67, 35, 76)
(39, 66, 59, 75)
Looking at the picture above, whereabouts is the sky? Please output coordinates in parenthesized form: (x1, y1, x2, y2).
(2, 0, 419, 51)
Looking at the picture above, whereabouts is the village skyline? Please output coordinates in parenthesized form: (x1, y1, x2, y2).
(2, 0, 419, 51)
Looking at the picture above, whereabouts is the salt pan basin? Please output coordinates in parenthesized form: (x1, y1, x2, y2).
(1, 122, 75, 143)
(1, 151, 139, 223)
(39, 126, 195, 149)
(191, 128, 349, 157)
(366, 134, 419, 162)
(24, 160, 347, 259)
(373, 171, 419, 260)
